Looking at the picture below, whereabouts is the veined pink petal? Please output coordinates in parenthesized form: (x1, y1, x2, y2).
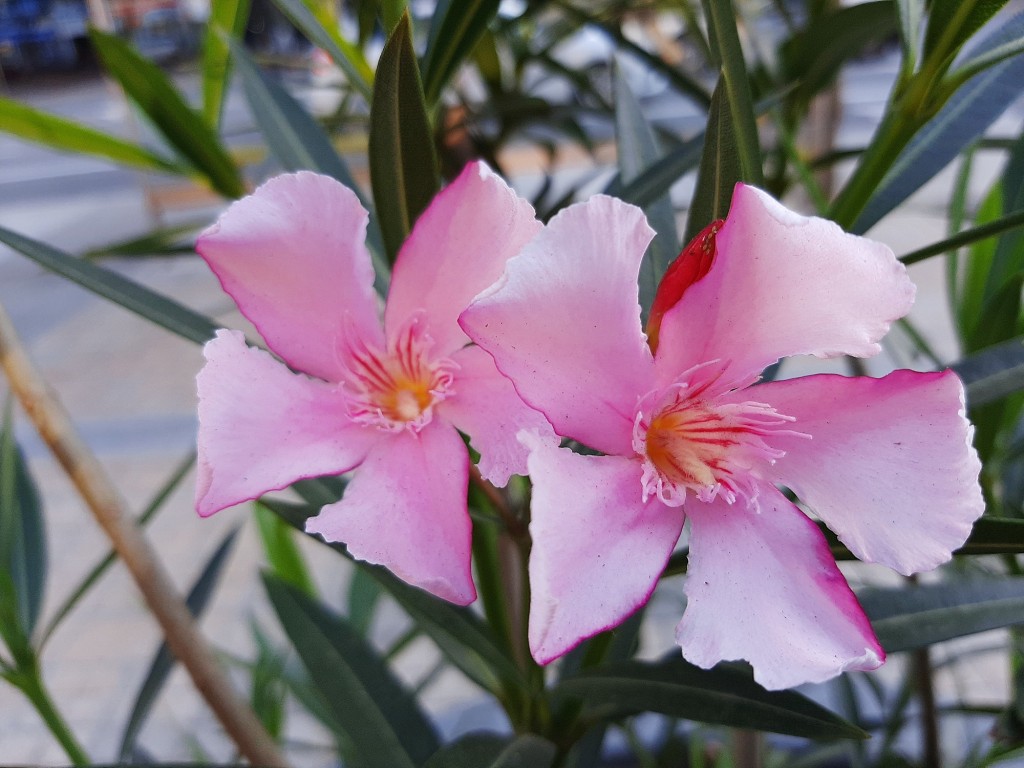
(305, 421, 475, 605)
(385, 162, 542, 356)
(196, 172, 382, 382)
(460, 196, 657, 456)
(437, 345, 556, 487)
(751, 370, 984, 575)
(526, 439, 684, 664)
(654, 184, 915, 387)
(196, 330, 377, 517)
(680, 485, 884, 690)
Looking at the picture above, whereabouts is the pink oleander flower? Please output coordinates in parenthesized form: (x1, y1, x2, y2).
(460, 184, 985, 689)
(194, 162, 554, 605)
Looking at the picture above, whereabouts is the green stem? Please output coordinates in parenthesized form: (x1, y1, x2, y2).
(12, 665, 90, 765)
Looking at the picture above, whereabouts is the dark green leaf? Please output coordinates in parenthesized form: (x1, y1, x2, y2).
(0, 226, 218, 346)
(923, 0, 1010, 67)
(369, 12, 440, 265)
(90, 29, 243, 198)
(0, 406, 46, 638)
(263, 574, 438, 768)
(422, 0, 500, 104)
(953, 337, 1024, 407)
(118, 528, 240, 760)
(605, 131, 704, 210)
(685, 79, 743, 241)
(555, 657, 866, 740)
(83, 222, 202, 260)
(254, 501, 316, 598)
(900, 208, 1024, 265)
(860, 578, 1024, 653)
(701, 0, 762, 185)
(0, 96, 186, 175)
(614, 63, 680, 317)
(201, 0, 252, 126)
(827, 516, 1024, 559)
(347, 565, 383, 635)
(425, 734, 556, 768)
(854, 15, 1024, 234)
(781, 2, 898, 106)
(266, 0, 373, 100)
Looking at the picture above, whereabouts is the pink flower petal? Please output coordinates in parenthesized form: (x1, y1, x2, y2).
(305, 421, 475, 605)
(460, 196, 656, 456)
(654, 184, 915, 387)
(384, 162, 542, 356)
(751, 370, 984, 575)
(526, 439, 684, 664)
(680, 485, 884, 690)
(196, 330, 377, 517)
(437, 345, 556, 487)
(196, 172, 382, 382)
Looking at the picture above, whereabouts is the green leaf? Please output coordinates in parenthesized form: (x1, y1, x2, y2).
(854, 15, 1024, 234)
(82, 222, 202, 260)
(923, 0, 1011, 68)
(267, 0, 373, 100)
(781, 2, 898, 107)
(254, 501, 316, 598)
(263, 574, 438, 768)
(555, 657, 867, 740)
(422, 0, 500, 104)
(953, 337, 1024, 407)
(347, 565, 383, 635)
(701, 0, 762, 186)
(614, 62, 680, 317)
(684, 79, 742, 242)
(860, 578, 1024, 653)
(895, 0, 925, 68)
(89, 28, 243, 198)
(0, 96, 186, 175)
(367, 565, 525, 697)
(0, 406, 46, 638)
(118, 527, 240, 761)
(605, 131, 705, 210)
(369, 12, 440, 264)
(900, 207, 1024, 266)
(201, 0, 252, 126)
(0, 226, 218, 346)
(229, 39, 388, 286)
(423, 734, 556, 768)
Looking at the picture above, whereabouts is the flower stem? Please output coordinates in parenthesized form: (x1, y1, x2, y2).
(9, 664, 89, 765)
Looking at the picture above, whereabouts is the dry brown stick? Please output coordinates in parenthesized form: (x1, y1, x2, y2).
(0, 301, 288, 768)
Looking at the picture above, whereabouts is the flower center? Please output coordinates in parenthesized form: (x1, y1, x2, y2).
(633, 364, 805, 506)
(343, 318, 455, 432)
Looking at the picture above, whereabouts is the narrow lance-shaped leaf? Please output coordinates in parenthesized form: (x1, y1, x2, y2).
(263, 574, 439, 768)
(555, 657, 867, 740)
(422, 0, 501, 104)
(118, 528, 241, 760)
(267, 0, 373, 100)
(201, 0, 252, 127)
(89, 29, 244, 198)
(895, 0, 924, 70)
(0, 97, 188, 175)
(0, 404, 46, 638)
(922, 0, 1011, 67)
(369, 12, 440, 264)
(685, 78, 742, 241)
(0, 226, 219, 346)
(254, 501, 316, 599)
(614, 62, 680, 318)
(860, 578, 1024, 653)
(853, 12, 1024, 234)
(701, 0, 762, 185)
(423, 734, 557, 768)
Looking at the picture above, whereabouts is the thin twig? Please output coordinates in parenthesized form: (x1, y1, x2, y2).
(0, 301, 288, 768)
